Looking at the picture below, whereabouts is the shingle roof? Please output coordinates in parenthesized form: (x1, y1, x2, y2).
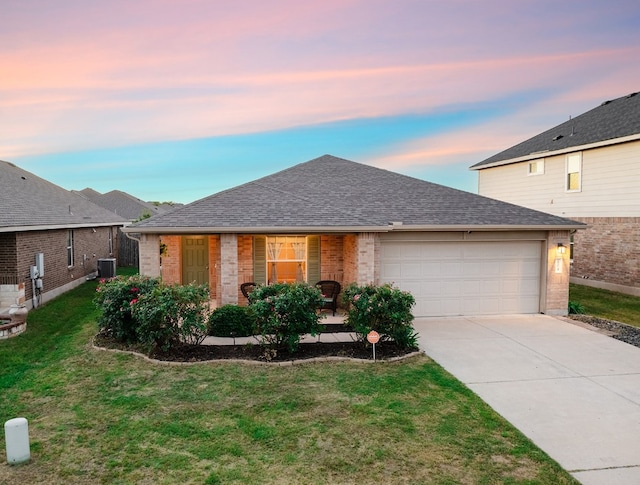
(0, 160, 128, 230)
(471, 91, 640, 169)
(90, 190, 168, 221)
(130, 155, 583, 233)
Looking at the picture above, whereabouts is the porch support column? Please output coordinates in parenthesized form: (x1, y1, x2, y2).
(139, 234, 161, 278)
(220, 233, 239, 305)
(543, 230, 570, 316)
(356, 232, 379, 285)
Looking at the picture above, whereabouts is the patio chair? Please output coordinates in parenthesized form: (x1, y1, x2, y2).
(315, 280, 341, 316)
(240, 282, 257, 301)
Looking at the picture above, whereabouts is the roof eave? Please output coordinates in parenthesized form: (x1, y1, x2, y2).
(0, 221, 129, 233)
(124, 222, 587, 234)
(392, 224, 587, 231)
(124, 225, 392, 234)
(471, 133, 640, 170)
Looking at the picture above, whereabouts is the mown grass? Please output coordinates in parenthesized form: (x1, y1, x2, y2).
(0, 276, 577, 484)
(570, 283, 640, 327)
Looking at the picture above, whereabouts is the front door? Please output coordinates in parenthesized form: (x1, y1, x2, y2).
(182, 236, 209, 285)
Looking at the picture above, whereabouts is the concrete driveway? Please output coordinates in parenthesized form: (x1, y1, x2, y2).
(413, 314, 640, 485)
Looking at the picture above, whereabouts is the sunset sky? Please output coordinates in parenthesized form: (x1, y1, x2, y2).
(3, 0, 640, 203)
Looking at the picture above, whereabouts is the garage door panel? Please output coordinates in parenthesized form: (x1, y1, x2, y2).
(381, 240, 541, 316)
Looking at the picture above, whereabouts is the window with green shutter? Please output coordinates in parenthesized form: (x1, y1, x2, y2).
(253, 235, 320, 284)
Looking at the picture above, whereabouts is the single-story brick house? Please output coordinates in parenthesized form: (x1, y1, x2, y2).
(0, 160, 128, 312)
(126, 155, 585, 317)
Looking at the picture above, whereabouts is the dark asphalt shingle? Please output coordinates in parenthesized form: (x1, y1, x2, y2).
(472, 91, 640, 168)
(132, 155, 583, 231)
(1, 161, 128, 229)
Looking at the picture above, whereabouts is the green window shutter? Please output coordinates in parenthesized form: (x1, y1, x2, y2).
(307, 235, 320, 284)
(253, 236, 267, 285)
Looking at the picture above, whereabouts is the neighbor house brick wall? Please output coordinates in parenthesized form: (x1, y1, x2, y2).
(0, 233, 18, 277)
(320, 235, 344, 284)
(160, 235, 181, 284)
(14, 226, 120, 304)
(544, 230, 570, 315)
(570, 217, 640, 290)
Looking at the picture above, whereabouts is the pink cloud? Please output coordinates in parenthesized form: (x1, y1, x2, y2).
(2, 1, 639, 158)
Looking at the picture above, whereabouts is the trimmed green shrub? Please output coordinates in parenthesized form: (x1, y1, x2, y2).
(342, 283, 418, 348)
(249, 282, 324, 354)
(131, 283, 210, 351)
(95, 277, 209, 351)
(94, 275, 160, 344)
(208, 305, 255, 338)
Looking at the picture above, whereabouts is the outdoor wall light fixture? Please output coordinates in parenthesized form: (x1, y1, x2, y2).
(556, 243, 566, 255)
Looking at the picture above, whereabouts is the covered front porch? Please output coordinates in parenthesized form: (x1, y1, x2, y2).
(137, 232, 381, 307)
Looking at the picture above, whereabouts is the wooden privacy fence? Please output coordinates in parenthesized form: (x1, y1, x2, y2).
(118, 229, 139, 268)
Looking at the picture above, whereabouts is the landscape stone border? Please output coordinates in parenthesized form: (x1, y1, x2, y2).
(92, 339, 425, 366)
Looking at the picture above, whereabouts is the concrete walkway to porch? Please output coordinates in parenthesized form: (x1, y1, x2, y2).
(413, 314, 640, 485)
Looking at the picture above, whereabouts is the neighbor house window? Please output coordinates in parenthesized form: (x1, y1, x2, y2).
(266, 236, 307, 283)
(67, 230, 74, 267)
(108, 228, 114, 255)
(528, 160, 544, 175)
(566, 153, 582, 191)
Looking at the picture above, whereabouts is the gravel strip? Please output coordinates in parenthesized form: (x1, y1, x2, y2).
(569, 315, 640, 349)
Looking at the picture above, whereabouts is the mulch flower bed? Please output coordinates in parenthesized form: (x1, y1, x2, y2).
(94, 332, 420, 363)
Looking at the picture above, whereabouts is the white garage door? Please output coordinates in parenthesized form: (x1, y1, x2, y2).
(381, 240, 541, 316)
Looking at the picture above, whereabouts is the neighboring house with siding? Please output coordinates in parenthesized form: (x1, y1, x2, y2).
(0, 161, 128, 312)
(470, 91, 640, 296)
(126, 155, 584, 317)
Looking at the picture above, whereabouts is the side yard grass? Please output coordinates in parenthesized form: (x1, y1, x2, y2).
(0, 276, 577, 484)
(570, 283, 640, 327)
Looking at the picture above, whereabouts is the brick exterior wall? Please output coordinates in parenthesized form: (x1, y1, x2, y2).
(544, 230, 571, 315)
(320, 235, 344, 283)
(139, 234, 161, 278)
(570, 217, 640, 291)
(343, 234, 358, 285)
(356, 232, 378, 284)
(159, 235, 181, 284)
(220, 234, 238, 305)
(209, 236, 219, 302)
(2, 226, 121, 307)
(0, 233, 18, 277)
(237, 235, 253, 305)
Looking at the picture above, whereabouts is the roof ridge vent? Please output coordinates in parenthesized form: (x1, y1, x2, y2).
(600, 99, 612, 106)
(626, 92, 638, 98)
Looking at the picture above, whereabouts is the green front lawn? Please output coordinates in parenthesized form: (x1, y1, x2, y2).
(0, 278, 577, 484)
(570, 283, 640, 327)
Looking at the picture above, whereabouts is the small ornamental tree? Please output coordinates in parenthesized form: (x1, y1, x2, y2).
(249, 282, 324, 354)
(342, 283, 418, 348)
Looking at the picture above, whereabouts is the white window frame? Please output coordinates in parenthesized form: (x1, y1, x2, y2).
(67, 230, 75, 267)
(565, 152, 582, 192)
(266, 235, 307, 283)
(527, 159, 544, 176)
